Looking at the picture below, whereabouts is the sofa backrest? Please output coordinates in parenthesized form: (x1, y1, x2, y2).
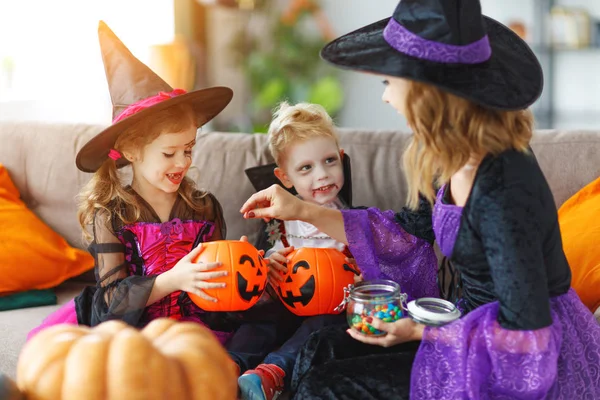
(1, 122, 599, 249)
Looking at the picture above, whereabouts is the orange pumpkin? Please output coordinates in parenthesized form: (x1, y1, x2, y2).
(274, 247, 360, 316)
(189, 240, 268, 311)
(16, 318, 237, 400)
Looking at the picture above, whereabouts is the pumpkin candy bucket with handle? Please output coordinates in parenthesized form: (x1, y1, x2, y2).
(16, 318, 238, 400)
(274, 247, 360, 316)
(189, 240, 268, 311)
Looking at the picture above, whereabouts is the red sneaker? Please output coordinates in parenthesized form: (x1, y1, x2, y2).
(238, 364, 285, 400)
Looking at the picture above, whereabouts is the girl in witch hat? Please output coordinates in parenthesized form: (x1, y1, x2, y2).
(27, 22, 289, 376)
(240, 0, 600, 398)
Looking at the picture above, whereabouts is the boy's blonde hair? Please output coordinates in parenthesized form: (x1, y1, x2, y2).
(402, 81, 533, 209)
(267, 102, 339, 166)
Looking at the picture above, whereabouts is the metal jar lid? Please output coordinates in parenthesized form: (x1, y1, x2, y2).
(347, 279, 401, 302)
(406, 297, 461, 326)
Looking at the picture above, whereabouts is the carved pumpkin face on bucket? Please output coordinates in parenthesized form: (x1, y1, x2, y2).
(189, 240, 267, 311)
(275, 247, 360, 316)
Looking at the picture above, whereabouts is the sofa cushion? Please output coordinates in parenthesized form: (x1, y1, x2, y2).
(0, 282, 86, 379)
(558, 175, 600, 313)
(531, 130, 600, 207)
(0, 122, 101, 250)
(194, 130, 413, 242)
(1, 123, 600, 246)
(197, 129, 600, 243)
(0, 164, 94, 294)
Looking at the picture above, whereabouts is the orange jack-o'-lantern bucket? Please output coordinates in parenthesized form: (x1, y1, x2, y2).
(189, 240, 268, 311)
(274, 247, 360, 316)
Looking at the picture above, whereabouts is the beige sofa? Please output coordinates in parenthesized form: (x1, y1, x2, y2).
(1, 121, 600, 380)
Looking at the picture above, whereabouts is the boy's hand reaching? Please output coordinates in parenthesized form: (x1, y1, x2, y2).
(345, 257, 363, 283)
(267, 246, 295, 284)
(240, 235, 265, 257)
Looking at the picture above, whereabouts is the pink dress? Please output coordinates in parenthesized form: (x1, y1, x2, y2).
(28, 188, 233, 344)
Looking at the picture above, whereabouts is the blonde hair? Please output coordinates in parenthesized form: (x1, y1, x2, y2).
(402, 81, 533, 209)
(267, 101, 339, 166)
(78, 104, 207, 242)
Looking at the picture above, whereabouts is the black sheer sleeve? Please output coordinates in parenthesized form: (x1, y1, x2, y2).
(84, 209, 156, 327)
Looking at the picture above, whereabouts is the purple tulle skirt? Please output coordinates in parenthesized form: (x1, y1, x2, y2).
(412, 289, 600, 399)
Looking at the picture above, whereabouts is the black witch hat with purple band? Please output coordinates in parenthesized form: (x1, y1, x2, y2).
(321, 0, 543, 110)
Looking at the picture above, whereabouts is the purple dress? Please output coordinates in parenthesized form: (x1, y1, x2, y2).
(342, 204, 439, 301)
(292, 149, 600, 400)
(412, 186, 600, 399)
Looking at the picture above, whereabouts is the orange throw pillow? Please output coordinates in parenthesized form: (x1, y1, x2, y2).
(558, 176, 600, 313)
(0, 164, 93, 294)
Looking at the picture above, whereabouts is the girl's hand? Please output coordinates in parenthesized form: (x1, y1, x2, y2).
(240, 184, 308, 222)
(347, 317, 425, 347)
(169, 244, 228, 302)
(267, 246, 295, 284)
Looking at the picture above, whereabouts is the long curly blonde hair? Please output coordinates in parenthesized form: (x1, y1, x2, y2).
(78, 104, 207, 242)
(402, 81, 534, 209)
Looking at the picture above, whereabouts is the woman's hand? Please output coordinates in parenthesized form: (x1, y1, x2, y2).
(267, 246, 295, 284)
(167, 244, 228, 302)
(347, 317, 425, 347)
(240, 184, 309, 222)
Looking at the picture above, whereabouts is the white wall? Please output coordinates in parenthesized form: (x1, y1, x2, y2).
(321, 0, 600, 130)
(320, 0, 407, 130)
(481, 0, 600, 129)
(550, 0, 600, 128)
(1, 0, 598, 130)
(0, 0, 175, 125)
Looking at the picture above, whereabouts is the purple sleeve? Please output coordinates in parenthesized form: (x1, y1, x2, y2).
(410, 291, 600, 400)
(341, 207, 439, 300)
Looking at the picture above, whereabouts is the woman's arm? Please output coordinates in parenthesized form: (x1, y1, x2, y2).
(300, 201, 348, 244)
(242, 185, 439, 299)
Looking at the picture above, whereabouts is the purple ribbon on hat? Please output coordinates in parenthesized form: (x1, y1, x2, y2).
(383, 18, 491, 64)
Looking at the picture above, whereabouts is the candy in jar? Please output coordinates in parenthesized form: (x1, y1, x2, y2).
(342, 280, 407, 336)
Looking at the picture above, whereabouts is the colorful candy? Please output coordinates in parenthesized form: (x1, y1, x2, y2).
(347, 297, 403, 336)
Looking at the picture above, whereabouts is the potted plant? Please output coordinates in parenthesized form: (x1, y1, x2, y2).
(230, 0, 343, 133)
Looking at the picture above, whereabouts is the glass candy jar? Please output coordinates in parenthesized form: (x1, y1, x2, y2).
(336, 280, 462, 335)
(337, 280, 407, 336)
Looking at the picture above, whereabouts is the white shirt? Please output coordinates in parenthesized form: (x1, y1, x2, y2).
(265, 198, 346, 257)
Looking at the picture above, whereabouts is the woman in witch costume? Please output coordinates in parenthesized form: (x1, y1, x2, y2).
(240, 0, 600, 398)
